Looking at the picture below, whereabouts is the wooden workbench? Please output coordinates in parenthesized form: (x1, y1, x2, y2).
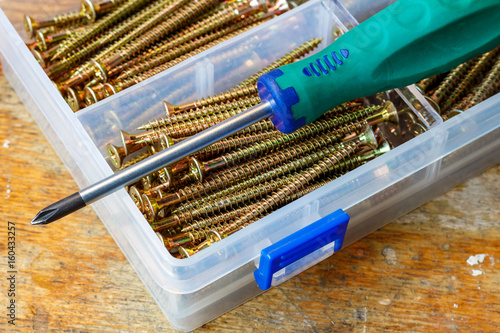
(0, 58, 499, 331)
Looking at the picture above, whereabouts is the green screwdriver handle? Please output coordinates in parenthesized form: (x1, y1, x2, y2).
(258, 0, 500, 133)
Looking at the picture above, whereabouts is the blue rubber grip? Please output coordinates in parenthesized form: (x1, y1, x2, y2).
(257, 69, 303, 134)
(254, 209, 350, 290)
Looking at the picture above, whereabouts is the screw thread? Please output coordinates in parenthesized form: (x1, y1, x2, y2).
(160, 174, 296, 226)
(58, 0, 178, 70)
(177, 141, 361, 213)
(146, 103, 274, 138)
(211, 177, 336, 236)
(214, 108, 374, 166)
(105, 0, 219, 68)
(117, 22, 257, 80)
(195, 130, 278, 160)
(114, 38, 227, 91)
(168, 85, 258, 114)
(54, 0, 154, 59)
(430, 56, 478, 104)
(174, 121, 363, 203)
(100, 0, 191, 67)
(236, 38, 323, 89)
(221, 106, 380, 165)
(454, 55, 500, 111)
(140, 97, 260, 130)
(442, 46, 500, 112)
(224, 142, 359, 233)
(417, 72, 448, 93)
(51, 10, 86, 26)
(181, 204, 257, 233)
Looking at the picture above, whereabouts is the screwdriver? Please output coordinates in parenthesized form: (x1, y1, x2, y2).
(32, 0, 500, 225)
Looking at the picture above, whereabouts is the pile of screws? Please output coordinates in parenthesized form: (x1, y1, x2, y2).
(103, 38, 404, 258)
(416, 45, 500, 120)
(24, 0, 301, 111)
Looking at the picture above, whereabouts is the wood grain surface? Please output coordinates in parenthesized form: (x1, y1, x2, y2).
(0, 8, 500, 331)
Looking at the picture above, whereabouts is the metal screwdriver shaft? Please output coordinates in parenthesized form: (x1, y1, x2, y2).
(31, 102, 273, 224)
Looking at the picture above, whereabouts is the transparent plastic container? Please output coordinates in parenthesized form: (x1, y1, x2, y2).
(1, 0, 499, 331)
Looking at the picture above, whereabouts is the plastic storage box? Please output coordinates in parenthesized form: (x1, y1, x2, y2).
(1, 0, 499, 331)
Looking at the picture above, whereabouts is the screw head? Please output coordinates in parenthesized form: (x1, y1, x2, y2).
(65, 87, 82, 111)
(142, 193, 156, 222)
(424, 95, 441, 114)
(103, 83, 117, 98)
(163, 101, 177, 117)
(90, 59, 108, 83)
(158, 133, 174, 150)
(382, 101, 399, 125)
(358, 126, 377, 149)
(157, 168, 172, 186)
(106, 143, 123, 168)
(178, 246, 192, 258)
(24, 15, 36, 39)
(189, 157, 205, 182)
(129, 186, 145, 213)
(84, 86, 100, 106)
(377, 139, 392, 154)
(35, 30, 48, 51)
(207, 230, 222, 242)
(120, 130, 133, 155)
(140, 175, 153, 191)
(31, 49, 47, 68)
(81, 0, 97, 23)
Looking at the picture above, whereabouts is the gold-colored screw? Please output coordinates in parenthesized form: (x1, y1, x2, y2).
(176, 133, 383, 215)
(150, 120, 369, 210)
(46, 0, 178, 79)
(441, 46, 500, 112)
(162, 38, 324, 114)
(153, 174, 297, 226)
(108, 10, 268, 78)
(100, 0, 220, 74)
(139, 96, 261, 130)
(429, 57, 479, 105)
(24, 10, 85, 39)
(51, 0, 154, 60)
(216, 137, 375, 236)
(115, 20, 262, 81)
(164, 85, 258, 115)
(81, 0, 128, 23)
(182, 103, 389, 180)
(453, 55, 500, 111)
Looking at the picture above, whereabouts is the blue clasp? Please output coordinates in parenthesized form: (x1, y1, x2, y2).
(254, 209, 350, 290)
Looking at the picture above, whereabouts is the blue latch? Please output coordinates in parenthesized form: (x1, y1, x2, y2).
(254, 209, 350, 290)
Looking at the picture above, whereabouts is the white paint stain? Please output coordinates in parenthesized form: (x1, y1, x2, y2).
(453, 304, 458, 308)
(382, 245, 398, 265)
(467, 254, 488, 266)
(4, 182, 10, 200)
(489, 256, 495, 266)
(378, 299, 391, 306)
(471, 269, 483, 276)
(2, 140, 10, 148)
